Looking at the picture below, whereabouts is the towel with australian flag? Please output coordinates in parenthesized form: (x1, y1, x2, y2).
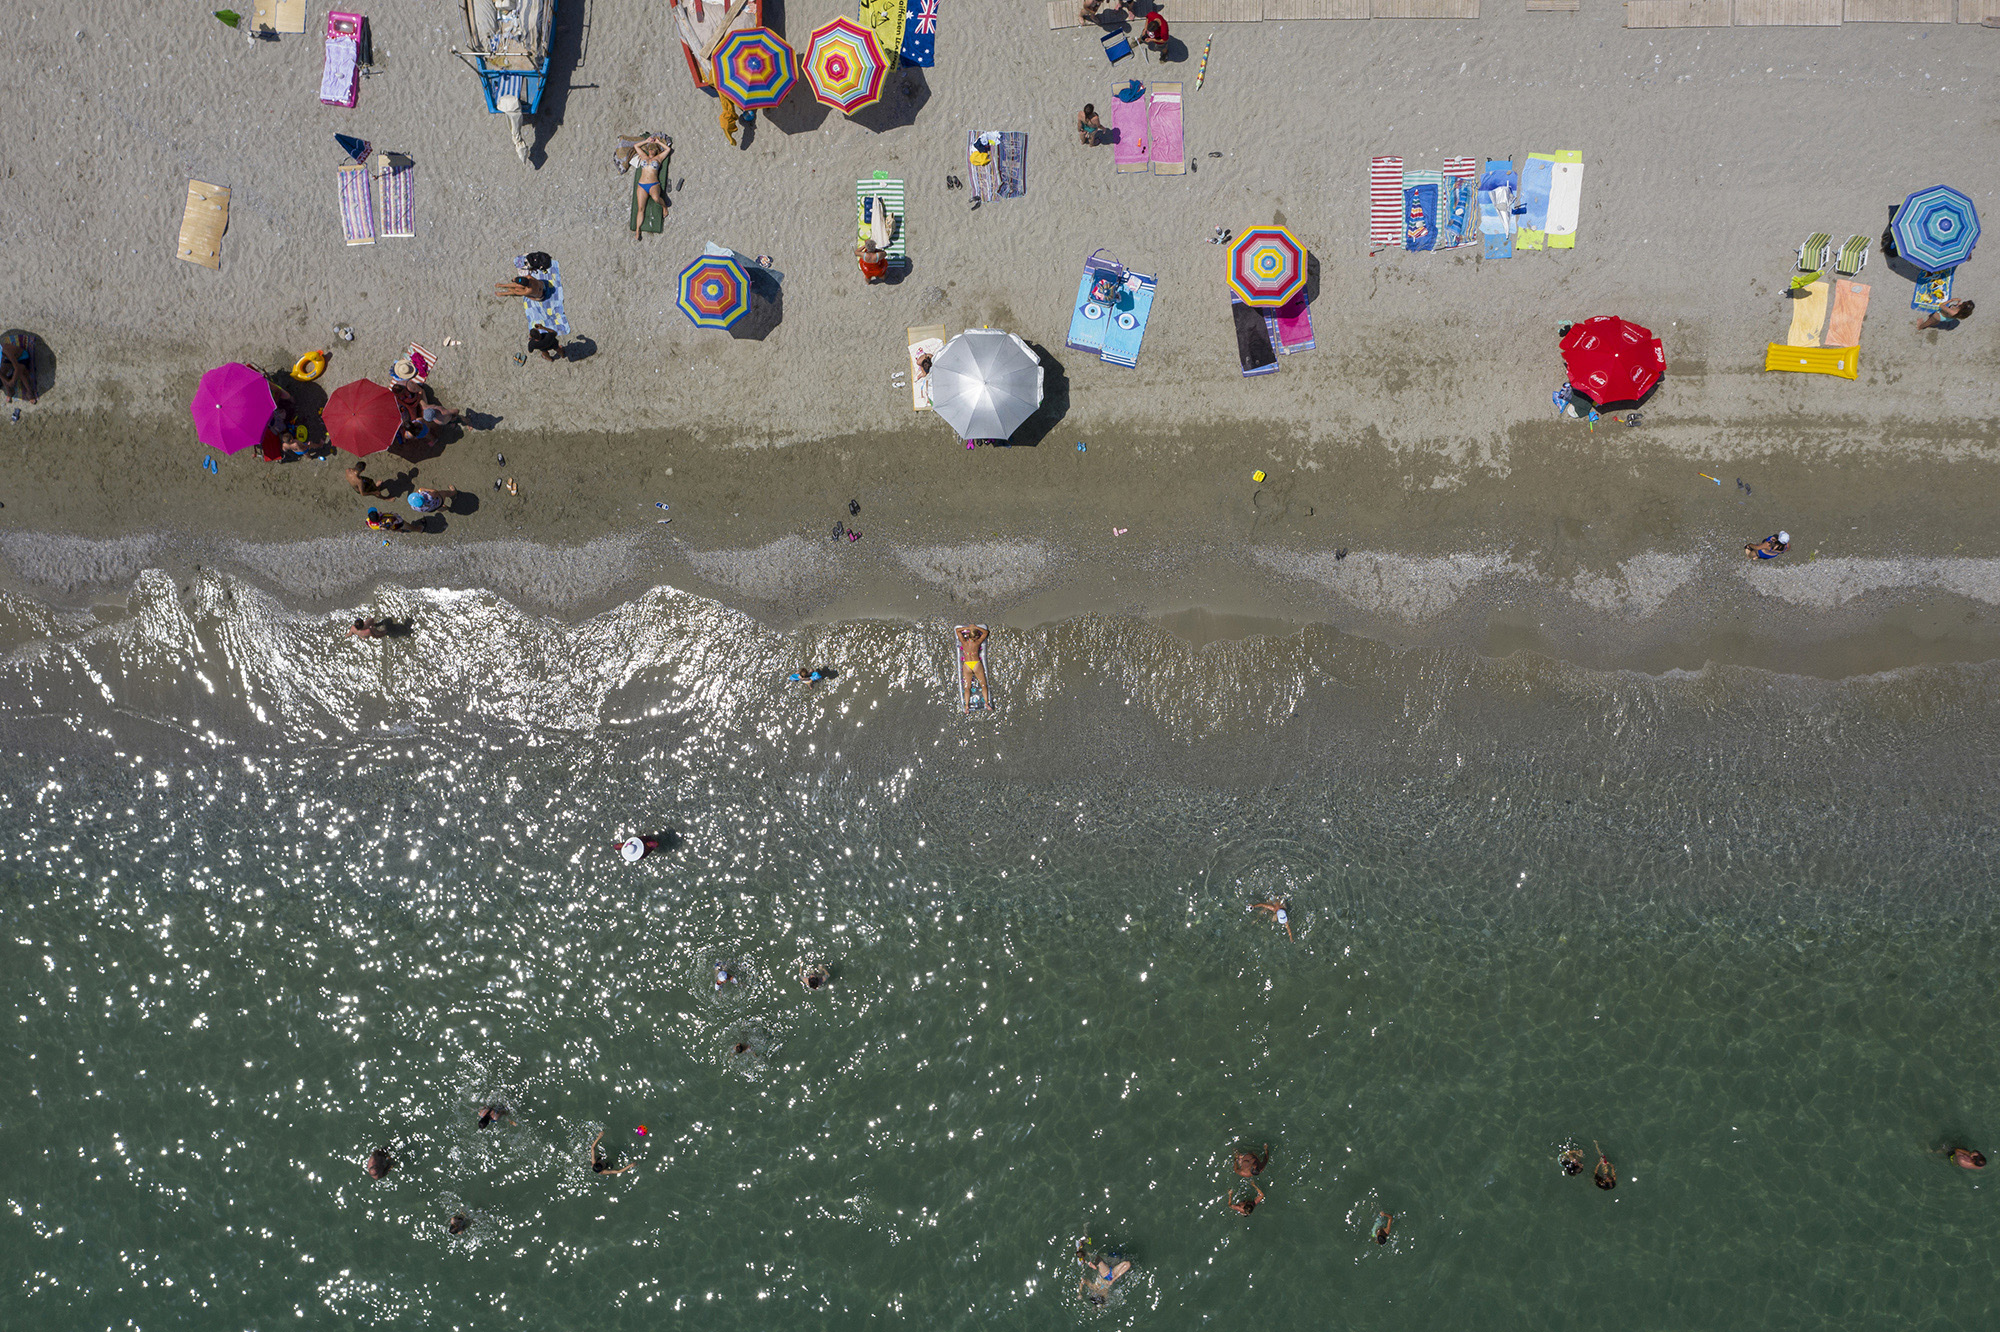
(859, 0, 936, 68)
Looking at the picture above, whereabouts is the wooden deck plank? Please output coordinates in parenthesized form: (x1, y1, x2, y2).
(1732, 0, 1842, 22)
(1846, 0, 1953, 19)
(1623, 0, 1730, 20)
(1527, 0, 1580, 10)
(1265, 0, 1370, 16)
(1371, 0, 1480, 15)
(1049, 1, 1083, 28)
(1960, 0, 2000, 21)
(1158, 0, 1265, 19)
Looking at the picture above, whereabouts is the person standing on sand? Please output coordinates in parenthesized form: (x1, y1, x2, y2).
(857, 239, 890, 284)
(527, 324, 563, 362)
(720, 99, 742, 148)
(1915, 298, 1973, 333)
(1140, 7, 1169, 52)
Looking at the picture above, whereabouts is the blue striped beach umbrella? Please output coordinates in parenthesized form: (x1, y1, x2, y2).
(676, 254, 751, 330)
(1892, 185, 1980, 272)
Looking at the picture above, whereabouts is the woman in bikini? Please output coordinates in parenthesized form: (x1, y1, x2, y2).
(631, 135, 672, 240)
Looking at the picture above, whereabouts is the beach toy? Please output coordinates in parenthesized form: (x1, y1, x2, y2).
(1252, 470, 1266, 483)
(290, 350, 328, 381)
(1197, 32, 1214, 89)
(635, 1125, 647, 1136)
(1699, 473, 1723, 486)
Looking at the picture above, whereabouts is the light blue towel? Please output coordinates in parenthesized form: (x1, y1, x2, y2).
(1478, 159, 1517, 260)
(1065, 263, 1114, 355)
(1099, 271, 1156, 368)
(1519, 156, 1553, 234)
(514, 254, 570, 336)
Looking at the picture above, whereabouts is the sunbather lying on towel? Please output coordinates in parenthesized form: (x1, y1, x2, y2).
(630, 135, 672, 240)
(495, 275, 550, 300)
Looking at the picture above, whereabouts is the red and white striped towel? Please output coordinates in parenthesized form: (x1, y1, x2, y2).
(1443, 156, 1478, 247)
(1369, 156, 1404, 255)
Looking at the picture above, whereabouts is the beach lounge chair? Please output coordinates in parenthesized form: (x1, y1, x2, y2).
(1833, 234, 1868, 278)
(1791, 231, 1830, 290)
(1101, 28, 1132, 62)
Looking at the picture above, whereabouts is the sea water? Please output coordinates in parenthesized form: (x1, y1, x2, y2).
(1, 569, 1996, 1330)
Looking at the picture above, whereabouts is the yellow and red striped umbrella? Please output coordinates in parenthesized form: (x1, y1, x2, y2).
(804, 17, 886, 114)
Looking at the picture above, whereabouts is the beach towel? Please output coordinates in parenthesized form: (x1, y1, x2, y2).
(1232, 299, 1280, 377)
(338, 163, 374, 246)
(900, 0, 939, 66)
(1825, 279, 1870, 348)
(628, 170, 665, 233)
(907, 324, 945, 409)
(404, 343, 436, 383)
(1066, 255, 1120, 356)
(321, 12, 363, 109)
(1764, 343, 1858, 380)
(253, 0, 308, 34)
(1478, 158, 1517, 260)
(1100, 269, 1157, 368)
(857, 177, 907, 260)
(176, 180, 229, 269)
(1912, 271, 1954, 312)
(1369, 156, 1403, 254)
(1442, 157, 1478, 248)
(1785, 282, 1829, 347)
(1149, 83, 1185, 176)
(1545, 150, 1583, 249)
(1516, 153, 1554, 250)
(968, 131, 1001, 202)
(378, 157, 413, 238)
(998, 131, 1028, 198)
(1403, 170, 1441, 253)
(514, 254, 569, 335)
(1265, 296, 1316, 354)
(861, 0, 908, 69)
(1113, 90, 1151, 172)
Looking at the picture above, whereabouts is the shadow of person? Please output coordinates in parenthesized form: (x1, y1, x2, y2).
(446, 491, 481, 517)
(564, 337, 599, 363)
(378, 618, 416, 639)
(459, 409, 504, 431)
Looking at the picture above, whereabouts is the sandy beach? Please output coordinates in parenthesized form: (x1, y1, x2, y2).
(2, 0, 1997, 671)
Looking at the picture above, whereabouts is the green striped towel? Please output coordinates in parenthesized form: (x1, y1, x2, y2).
(857, 176, 906, 261)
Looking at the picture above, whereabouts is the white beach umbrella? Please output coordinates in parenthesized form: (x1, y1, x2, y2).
(928, 330, 1043, 441)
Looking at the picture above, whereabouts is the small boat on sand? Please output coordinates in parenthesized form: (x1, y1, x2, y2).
(457, 0, 556, 164)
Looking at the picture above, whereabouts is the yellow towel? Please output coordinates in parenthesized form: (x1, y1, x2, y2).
(1785, 282, 1829, 347)
(1825, 279, 1870, 348)
(1764, 343, 1858, 380)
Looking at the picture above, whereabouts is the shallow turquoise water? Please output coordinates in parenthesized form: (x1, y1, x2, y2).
(1, 574, 1996, 1329)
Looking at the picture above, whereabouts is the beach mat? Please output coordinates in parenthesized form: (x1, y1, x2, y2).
(1479, 158, 1516, 259)
(1765, 343, 1858, 379)
(968, 131, 1001, 202)
(627, 171, 664, 234)
(1232, 299, 1280, 376)
(1516, 153, 1554, 250)
(1786, 282, 1829, 347)
(515, 254, 569, 335)
(1100, 270, 1157, 368)
(321, 12, 362, 108)
(253, 0, 308, 34)
(907, 324, 945, 410)
(176, 180, 229, 269)
(1113, 91, 1151, 172)
(379, 157, 414, 238)
(1826, 279, 1870, 347)
(1066, 257, 1116, 355)
(1546, 150, 1583, 248)
(1149, 83, 1185, 176)
(1267, 296, 1316, 354)
(858, 178, 907, 260)
(999, 131, 1029, 197)
(1403, 170, 1441, 251)
(1442, 156, 1478, 247)
(1912, 271, 1953, 311)
(337, 163, 374, 246)
(1369, 156, 1404, 253)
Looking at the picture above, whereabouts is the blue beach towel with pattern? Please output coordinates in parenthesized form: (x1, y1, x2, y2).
(514, 254, 570, 336)
(1403, 172, 1440, 253)
(1436, 177, 1473, 249)
(998, 131, 1028, 198)
(1478, 159, 1517, 260)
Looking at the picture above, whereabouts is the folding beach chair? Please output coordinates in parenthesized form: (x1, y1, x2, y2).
(1790, 231, 1830, 290)
(1101, 28, 1132, 62)
(1833, 235, 1869, 279)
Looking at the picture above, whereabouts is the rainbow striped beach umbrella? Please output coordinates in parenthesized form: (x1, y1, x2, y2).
(805, 17, 886, 114)
(713, 28, 796, 112)
(676, 254, 751, 330)
(1226, 227, 1307, 308)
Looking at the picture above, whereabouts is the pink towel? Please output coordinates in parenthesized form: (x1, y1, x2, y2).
(1269, 297, 1315, 354)
(321, 12, 362, 108)
(1113, 92, 1151, 172)
(1826, 279, 1870, 348)
(1147, 84, 1184, 175)
(1369, 156, 1403, 254)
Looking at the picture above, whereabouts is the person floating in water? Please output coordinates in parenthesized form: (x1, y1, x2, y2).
(1232, 1143, 1269, 1178)
(1075, 1241, 1131, 1305)
(801, 964, 830, 992)
(617, 835, 659, 863)
(1223, 1181, 1265, 1214)
(1943, 1146, 1987, 1170)
(478, 1102, 514, 1129)
(715, 965, 736, 989)
(1250, 900, 1294, 941)
(1593, 1141, 1617, 1190)
(1559, 1142, 1586, 1176)
(364, 1148, 395, 1179)
(1373, 1211, 1393, 1244)
(448, 1213, 471, 1235)
(590, 1131, 636, 1177)
(787, 669, 828, 685)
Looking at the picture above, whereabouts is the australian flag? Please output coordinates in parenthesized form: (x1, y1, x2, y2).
(900, 0, 937, 67)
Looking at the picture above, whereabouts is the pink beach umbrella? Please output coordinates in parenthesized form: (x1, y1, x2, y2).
(189, 362, 277, 454)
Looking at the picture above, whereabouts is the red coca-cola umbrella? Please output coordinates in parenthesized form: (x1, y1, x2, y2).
(322, 378, 404, 456)
(1559, 316, 1664, 407)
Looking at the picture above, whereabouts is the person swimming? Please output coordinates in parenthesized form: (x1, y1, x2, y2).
(801, 964, 830, 992)
(448, 1213, 471, 1235)
(715, 965, 736, 989)
(1250, 900, 1294, 941)
(590, 1131, 635, 1176)
(1559, 1142, 1585, 1176)
(1949, 1146, 1987, 1170)
(732, 1041, 751, 1055)
(1224, 1181, 1265, 1215)
(1075, 1241, 1131, 1305)
(1373, 1211, 1393, 1244)
(364, 1148, 395, 1179)
(1233, 1143, 1269, 1177)
(1593, 1141, 1617, 1190)
(477, 1102, 514, 1129)
(788, 669, 828, 685)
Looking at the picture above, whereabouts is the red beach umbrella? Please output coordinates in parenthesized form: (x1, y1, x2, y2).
(1559, 316, 1665, 406)
(322, 378, 404, 456)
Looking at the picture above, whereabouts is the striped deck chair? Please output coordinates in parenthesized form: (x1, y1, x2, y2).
(1791, 231, 1830, 290)
(1833, 234, 1869, 278)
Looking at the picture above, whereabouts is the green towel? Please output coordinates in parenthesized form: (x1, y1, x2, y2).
(629, 176, 665, 235)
